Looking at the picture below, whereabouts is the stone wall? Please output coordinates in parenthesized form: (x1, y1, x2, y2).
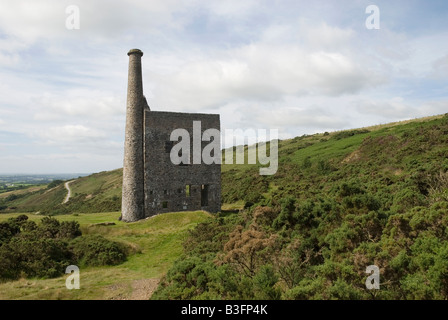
(143, 110, 221, 217)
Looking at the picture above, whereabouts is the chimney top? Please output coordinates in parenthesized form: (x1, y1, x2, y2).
(128, 49, 143, 56)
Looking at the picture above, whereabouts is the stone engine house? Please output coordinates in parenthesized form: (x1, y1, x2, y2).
(121, 49, 221, 222)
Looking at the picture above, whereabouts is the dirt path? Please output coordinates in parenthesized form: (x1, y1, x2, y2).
(130, 278, 160, 300)
(62, 180, 73, 204)
(107, 278, 160, 300)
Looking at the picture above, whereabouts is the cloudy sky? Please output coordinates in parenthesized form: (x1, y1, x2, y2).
(0, 0, 447, 174)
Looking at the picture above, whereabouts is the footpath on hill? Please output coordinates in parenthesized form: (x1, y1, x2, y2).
(62, 180, 73, 204)
(107, 278, 160, 300)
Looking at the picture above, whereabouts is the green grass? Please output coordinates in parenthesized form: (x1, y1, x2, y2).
(221, 201, 245, 211)
(0, 210, 211, 300)
(70, 169, 122, 199)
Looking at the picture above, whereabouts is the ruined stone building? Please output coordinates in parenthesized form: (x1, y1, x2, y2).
(121, 49, 221, 222)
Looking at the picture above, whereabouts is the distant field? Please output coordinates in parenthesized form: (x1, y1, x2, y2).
(0, 210, 212, 300)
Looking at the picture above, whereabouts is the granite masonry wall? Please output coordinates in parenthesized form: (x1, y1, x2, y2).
(143, 111, 221, 217)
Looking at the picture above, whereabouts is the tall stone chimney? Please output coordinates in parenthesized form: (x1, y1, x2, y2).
(121, 49, 145, 222)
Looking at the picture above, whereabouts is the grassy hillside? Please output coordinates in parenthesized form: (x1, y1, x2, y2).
(221, 114, 448, 207)
(0, 169, 123, 214)
(153, 113, 448, 300)
(0, 211, 210, 299)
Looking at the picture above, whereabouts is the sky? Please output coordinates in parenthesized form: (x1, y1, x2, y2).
(0, 0, 447, 174)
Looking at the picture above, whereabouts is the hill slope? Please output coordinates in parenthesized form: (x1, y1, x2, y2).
(221, 113, 448, 207)
(153, 113, 448, 300)
(0, 169, 123, 214)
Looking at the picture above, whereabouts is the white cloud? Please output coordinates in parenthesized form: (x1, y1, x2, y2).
(0, 152, 121, 174)
(431, 54, 448, 79)
(356, 97, 410, 119)
(150, 40, 383, 111)
(204, 0, 258, 17)
(356, 98, 448, 120)
(0, 52, 20, 67)
(35, 125, 106, 144)
(0, 1, 64, 42)
(418, 101, 448, 116)
(300, 21, 355, 51)
(32, 91, 124, 121)
(0, 0, 196, 46)
(253, 106, 349, 129)
(389, 31, 448, 78)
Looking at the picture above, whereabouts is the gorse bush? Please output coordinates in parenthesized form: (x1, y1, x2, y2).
(47, 180, 64, 189)
(332, 129, 370, 140)
(69, 234, 127, 267)
(0, 215, 129, 282)
(0, 236, 72, 279)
